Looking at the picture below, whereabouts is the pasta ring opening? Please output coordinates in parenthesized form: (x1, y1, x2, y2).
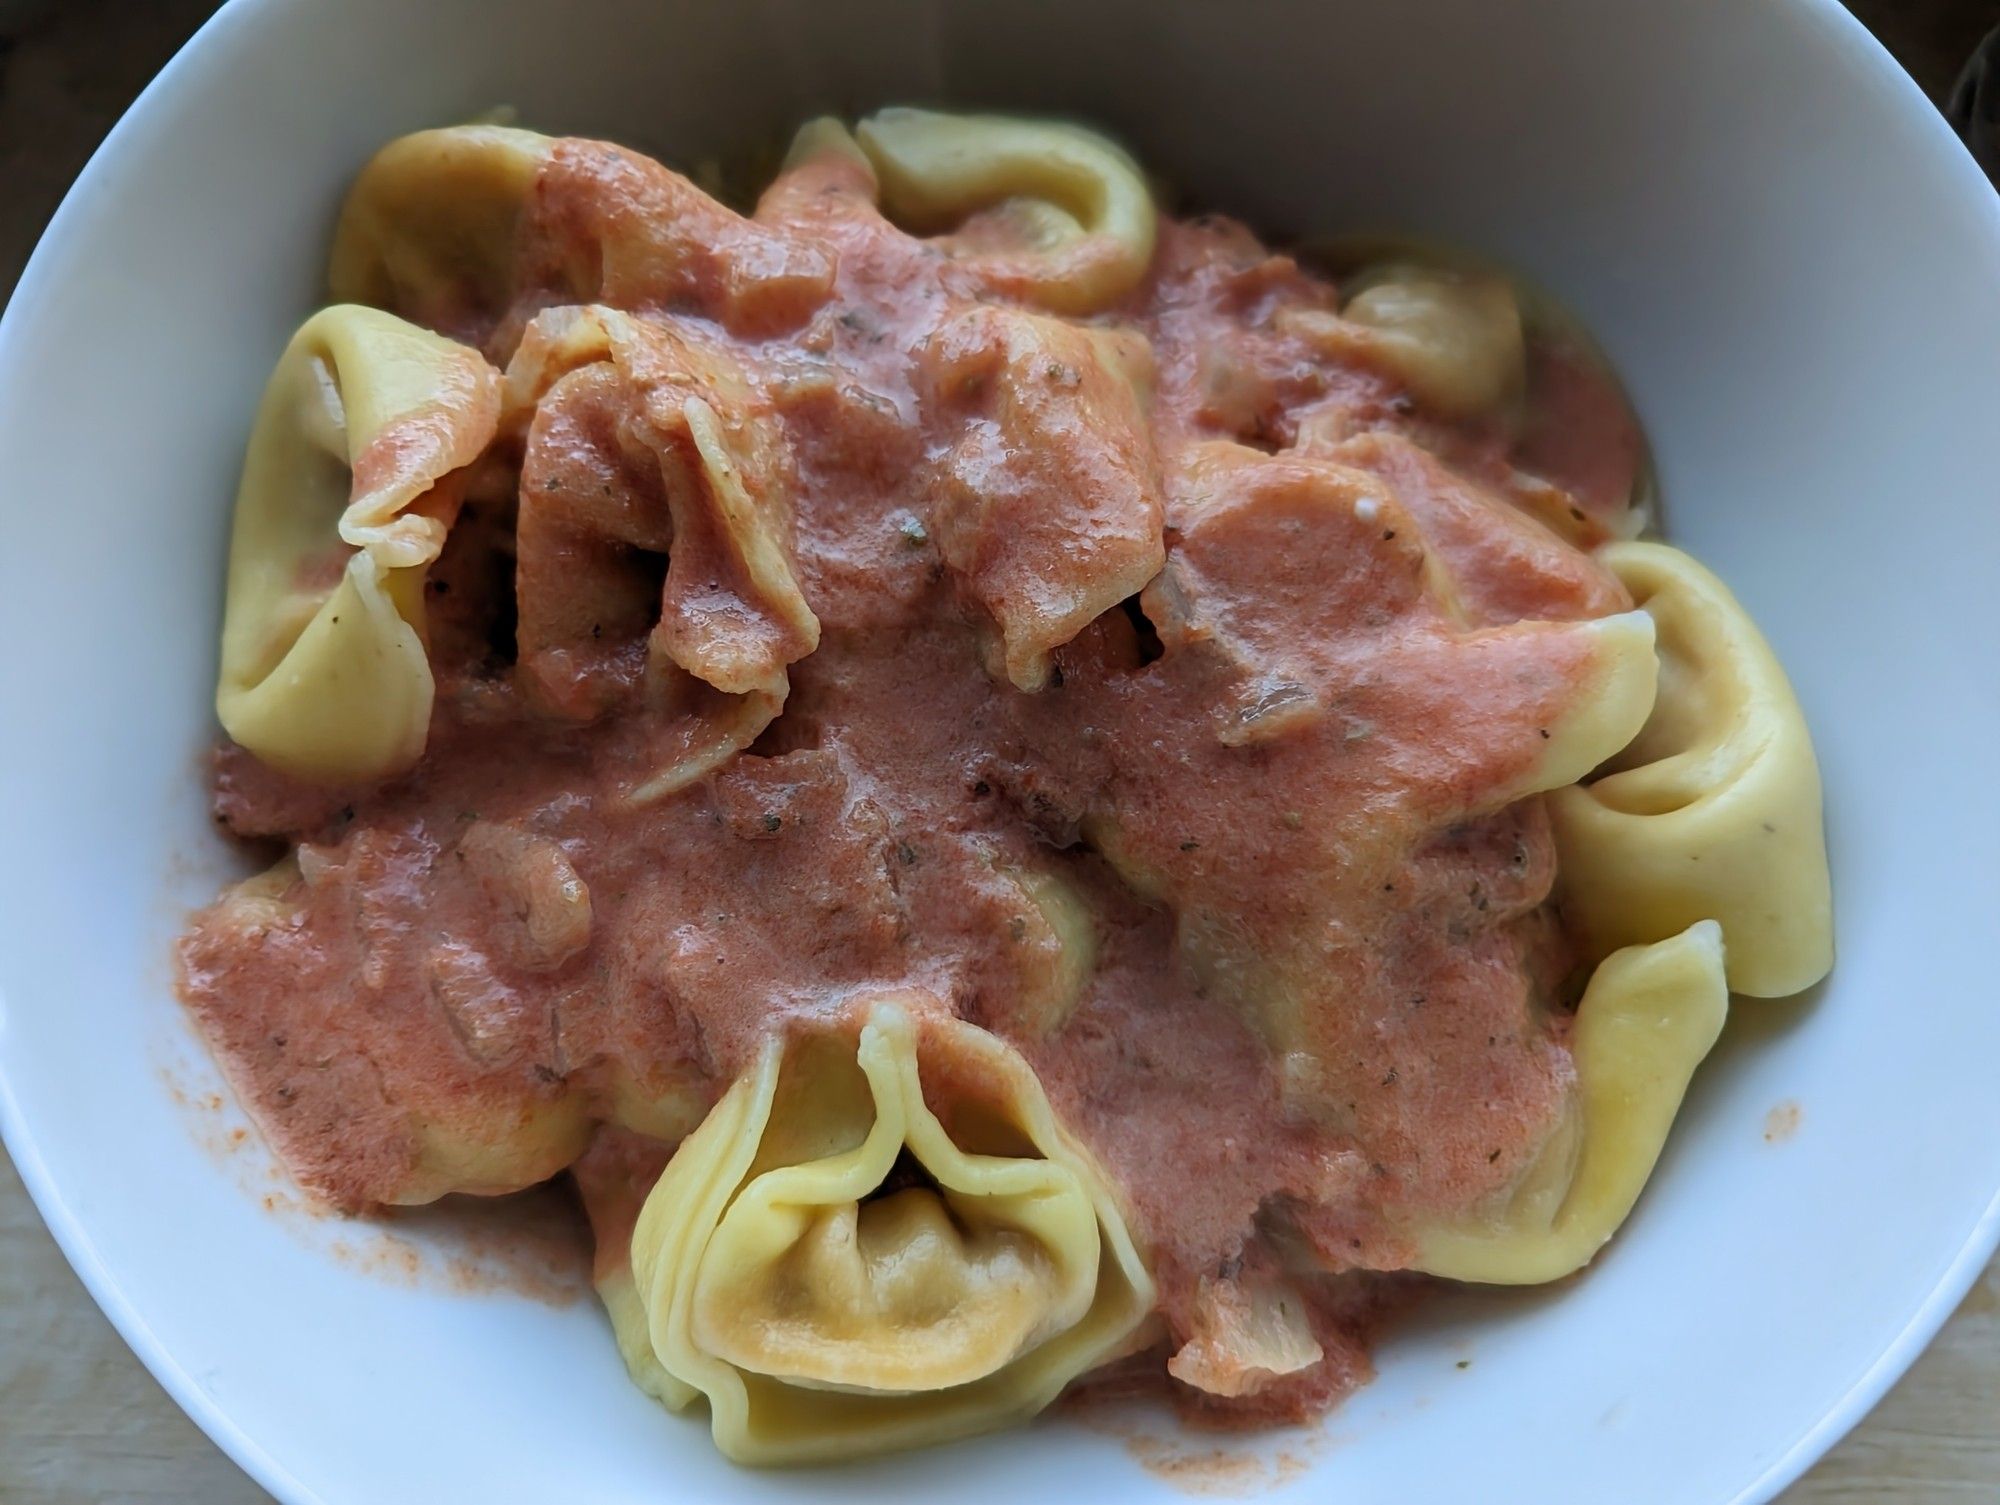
(1550, 542, 1833, 996)
(855, 107, 1158, 315)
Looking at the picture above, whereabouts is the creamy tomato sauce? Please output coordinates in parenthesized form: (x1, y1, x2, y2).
(181, 131, 1643, 1425)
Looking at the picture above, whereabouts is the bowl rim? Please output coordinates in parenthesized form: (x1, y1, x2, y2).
(3, 0, 1998, 1501)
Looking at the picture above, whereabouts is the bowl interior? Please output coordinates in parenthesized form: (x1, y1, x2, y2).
(2, 1, 1998, 1501)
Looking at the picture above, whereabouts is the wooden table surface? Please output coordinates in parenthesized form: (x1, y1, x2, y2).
(1, 2, 1995, 1500)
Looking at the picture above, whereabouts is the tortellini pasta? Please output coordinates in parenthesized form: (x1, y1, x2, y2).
(1283, 263, 1525, 418)
(1139, 442, 1660, 799)
(853, 107, 1159, 315)
(215, 305, 500, 782)
(182, 845, 593, 1208)
(940, 844, 1100, 1039)
(1506, 609, 1662, 796)
(919, 303, 1166, 690)
(1065, 443, 1662, 1102)
(1549, 543, 1833, 997)
(328, 125, 554, 344)
(988, 855, 1098, 1038)
(502, 304, 820, 800)
(1412, 921, 1728, 1283)
(455, 819, 594, 972)
(1324, 430, 1633, 626)
(614, 995, 1155, 1464)
(334, 123, 834, 355)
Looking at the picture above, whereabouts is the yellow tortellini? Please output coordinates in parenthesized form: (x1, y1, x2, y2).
(990, 855, 1098, 1038)
(1283, 263, 1525, 418)
(1413, 921, 1728, 1284)
(613, 995, 1155, 1464)
(215, 305, 500, 781)
(328, 124, 553, 340)
(1509, 609, 1662, 795)
(1550, 542, 1833, 997)
(850, 107, 1158, 315)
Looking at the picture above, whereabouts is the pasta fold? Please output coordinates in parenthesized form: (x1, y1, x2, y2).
(332, 125, 832, 355)
(617, 995, 1154, 1464)
(986, 855, 1098, 1038)
(1549, 543, 1833, 996)
(1412, 921, 1728, 1283)
(328, 125, 554, 346)
(1282, 263, 1525, 418)
(181, 845, 593, 1208)
(1323, 431, 1632, 626)
(502, 305, 820, 800)
(919, 304, 1166, 690)
(855, 107, 1158, 314)
(216, 305, 500, 781)
(1060, 445, 1659, 1107)
(931, 843, 1100, 1040)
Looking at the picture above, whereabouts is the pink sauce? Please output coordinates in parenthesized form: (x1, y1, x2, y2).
(180, 131, 1642, 1425)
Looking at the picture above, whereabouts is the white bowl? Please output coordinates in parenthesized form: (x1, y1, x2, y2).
(3, 0, 1997, 1500)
